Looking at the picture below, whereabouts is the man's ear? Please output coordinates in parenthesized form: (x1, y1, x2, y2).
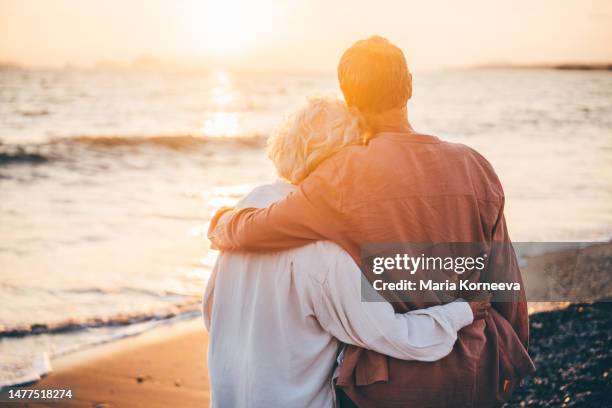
(406, 73, 413, 100)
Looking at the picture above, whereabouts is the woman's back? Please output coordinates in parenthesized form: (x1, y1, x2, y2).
(204, 181, 349, 407)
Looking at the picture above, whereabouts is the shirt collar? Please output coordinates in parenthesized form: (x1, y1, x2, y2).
(374, 132, 441, 144)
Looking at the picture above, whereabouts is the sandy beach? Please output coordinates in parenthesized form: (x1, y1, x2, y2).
(12, 320, 210, 407)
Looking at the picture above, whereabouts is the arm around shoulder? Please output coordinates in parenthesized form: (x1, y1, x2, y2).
(313, 249, 474, 361)
(207, 162, 343, 252)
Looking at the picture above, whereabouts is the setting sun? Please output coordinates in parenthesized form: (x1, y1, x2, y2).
(185, 0, 276, 56)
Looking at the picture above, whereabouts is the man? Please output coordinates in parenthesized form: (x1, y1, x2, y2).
(209, 36, 534, 406)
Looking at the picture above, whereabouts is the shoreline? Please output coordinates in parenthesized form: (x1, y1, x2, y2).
(46, 318, 204, 374)
(6, 319, 210, 407)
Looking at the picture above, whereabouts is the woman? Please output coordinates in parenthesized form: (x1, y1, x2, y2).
(203, 96, 487, 407)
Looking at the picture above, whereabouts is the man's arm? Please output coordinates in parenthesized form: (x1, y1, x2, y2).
(312, 248, 477, 361)
(208, 159, 345, 252)
(486, 201, 530, 349)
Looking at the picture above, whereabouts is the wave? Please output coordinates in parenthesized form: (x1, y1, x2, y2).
(18, 109, 50, 117)
(0, 134, 267, 168)
(0, 298, 201, 338)
(0, 311, 202, 389)
(51, 134, 267, 149)
(0, 149, 49, 166)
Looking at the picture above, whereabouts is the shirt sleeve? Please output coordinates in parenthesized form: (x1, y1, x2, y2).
(312, 249, 474, 361)
(202, 256, 219, 332)
(486, 198, 530, 349)
(207, 158, 345, 252)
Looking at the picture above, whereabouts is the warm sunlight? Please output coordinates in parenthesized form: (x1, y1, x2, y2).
(2, 1, 612, 406)
(185, 0, 276, 56)
(203, 70, 243, 137)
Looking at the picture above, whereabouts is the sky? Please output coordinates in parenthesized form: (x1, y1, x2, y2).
(1, 0, 611, 71)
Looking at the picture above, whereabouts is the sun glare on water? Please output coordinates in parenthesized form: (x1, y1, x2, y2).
(203, 70, 242, 137)
(185, 0, 276, 56)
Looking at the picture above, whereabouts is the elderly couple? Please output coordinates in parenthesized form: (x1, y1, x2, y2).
(205, 36, 534, 407)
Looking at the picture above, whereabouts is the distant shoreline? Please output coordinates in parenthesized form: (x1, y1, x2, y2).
(3, 60, 612, 73)
(472, 63, 612, 71)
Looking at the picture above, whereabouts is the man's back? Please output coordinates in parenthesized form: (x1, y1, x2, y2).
(322, 132, 526, 405)
(324, 132, 503, 261)
(321, 132, 530, 405)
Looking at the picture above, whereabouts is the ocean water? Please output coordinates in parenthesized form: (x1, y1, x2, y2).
(1, 67, 611, 386)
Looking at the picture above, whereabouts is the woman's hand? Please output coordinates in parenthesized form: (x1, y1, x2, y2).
(463, 290, 492, 320)
(469, 299, 491, 320)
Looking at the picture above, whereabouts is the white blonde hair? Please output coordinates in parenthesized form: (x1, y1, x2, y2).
(267, 95, 363, 184)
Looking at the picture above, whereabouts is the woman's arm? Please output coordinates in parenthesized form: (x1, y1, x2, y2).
(313, 248, 476, 361)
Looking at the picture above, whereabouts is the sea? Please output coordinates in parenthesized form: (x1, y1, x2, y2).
(1, 67, 611, 386)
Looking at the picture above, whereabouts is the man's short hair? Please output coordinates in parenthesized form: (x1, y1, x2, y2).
(338, 36, 412, 114)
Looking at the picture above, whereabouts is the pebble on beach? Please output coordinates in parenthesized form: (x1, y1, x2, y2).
(505, 302, 612, 407)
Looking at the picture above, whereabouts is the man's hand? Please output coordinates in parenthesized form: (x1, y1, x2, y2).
(207, 207, 236, 250)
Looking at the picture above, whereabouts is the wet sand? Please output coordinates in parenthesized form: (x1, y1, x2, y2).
(16, 320, 210, 407)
